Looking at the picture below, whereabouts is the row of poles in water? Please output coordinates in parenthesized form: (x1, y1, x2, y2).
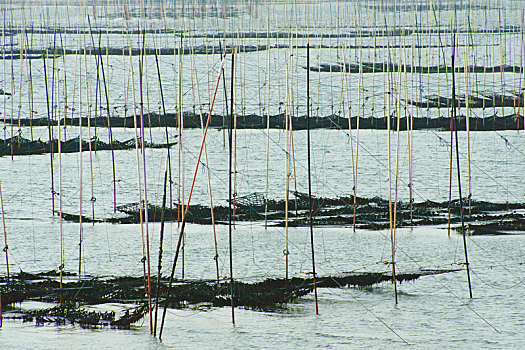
(3, 0, 513, 335)
(0, 40, 473, 338)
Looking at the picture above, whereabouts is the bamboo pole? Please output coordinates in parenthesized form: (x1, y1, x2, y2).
(43, 50, 55, 216)
(153, 156, 169, 337)
(464, 17, 472, 218)
(385, 13, 398, 304)
(198, 106, 220, 284)
(16, 31, 25, 152)
(408, 7, 416, 226)
(284, 42, 292, 280)
(82, 41, 95, 225)
(178, 34, 186, 278)
(159, 53, 227, 341)
(264, 15, 271, 230)
(451, 18, 473, 299)
(153, 51, 173, 337)
(353, 21, 362, 233)
(307, 42, 319, 315)
(128, 40, 147, 287)
(78, 48, 83, 277)
(9, 21, 14, 159)
(392, 58, 402, 307)
(447, 12, 455, 237)
(2, 10, 6, 142)
(228, 49, 236, 325)
(88, 15, 118, 214)
(138, 57, 153, 333)
(57, 64, 63, 303)
(0, 182, 9, 279)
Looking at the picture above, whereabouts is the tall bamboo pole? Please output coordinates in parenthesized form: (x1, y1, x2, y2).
(78, 49, 83, 277)
(451, 19, 473, 299)
(307, 42, 319, 315)
(228, 49, 236, 325)
(43, 52, 55, 216)
(0, 182, 9, 279)
(385, 13, 398, 304)
(138, 57, 153, 333)
(159, 53, 227, 341)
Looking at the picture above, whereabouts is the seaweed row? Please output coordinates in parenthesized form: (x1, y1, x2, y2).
(308, 62, 523, 74)
(1, 268, 458, 328)
(61, 192, 525, 235)
(0, 136, 176, 157)
(7, 111, 525, 131)
(3, 302, 148, 329)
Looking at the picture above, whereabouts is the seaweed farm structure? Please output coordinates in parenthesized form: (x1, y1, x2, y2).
(1, 0, 525, 347)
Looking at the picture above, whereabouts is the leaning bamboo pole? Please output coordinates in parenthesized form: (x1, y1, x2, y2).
(82, 36, 95, 224)
(199, 105, 220, 284)
(187, 20, 220, 284)
(159, 53, 227, 341)
(451, 14, 474, 298)
(153, 155, 169, 337)
(152, 50, 173, 337)
(43, 49, 55, 216)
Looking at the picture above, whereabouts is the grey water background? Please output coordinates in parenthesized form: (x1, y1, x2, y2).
(1, 1, 525, 348)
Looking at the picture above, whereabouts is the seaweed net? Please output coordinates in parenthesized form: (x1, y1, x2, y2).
(61, 193, 525, 234)
(1, 268, 458, 327)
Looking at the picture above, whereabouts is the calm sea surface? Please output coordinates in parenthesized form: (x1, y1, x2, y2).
(1, 1, 525, 348)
